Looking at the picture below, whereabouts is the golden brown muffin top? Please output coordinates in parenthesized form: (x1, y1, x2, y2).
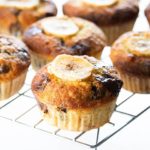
(145, 3, 150, 24)
(110, 31, 150, 77)
(23, 16, 106, 58)
(32, 55, 122, 109)
(63, 0, 139, 26)
(0, 0, 57, 34)
(0, 35, 30, 81)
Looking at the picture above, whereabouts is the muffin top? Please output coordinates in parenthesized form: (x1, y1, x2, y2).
(63, 0, 139, 26)
(23, 16, 106, 58)
(32, 54, 122, 109)
(145, 3, 150, 24)
(0, 0, 57, 34)
(0, 35, 30, 81)
(110, 31, 150, 77)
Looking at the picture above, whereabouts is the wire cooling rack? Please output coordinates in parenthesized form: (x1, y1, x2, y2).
(0, 47, 149, 149)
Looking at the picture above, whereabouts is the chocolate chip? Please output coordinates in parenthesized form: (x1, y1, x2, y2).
(44, 12, 55, 17)
(91, 84, 105, 100)
(71, 42, 90, 55)
(95, 75, 123, 96)
(0, 65, 10, 74)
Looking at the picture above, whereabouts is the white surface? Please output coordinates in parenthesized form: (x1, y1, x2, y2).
(0, 0, 150, 150)
(99, 108, 150, 150)
(0, 117, 89, 150)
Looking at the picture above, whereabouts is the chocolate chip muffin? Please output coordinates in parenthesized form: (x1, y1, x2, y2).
(63, 0, 139, 45)
(0, 0, 57, 36)
(110, 31, 150, 93)
(0, 35, 30, 100)
(32, 54, 123, 131)
(23, 16, 107, 71)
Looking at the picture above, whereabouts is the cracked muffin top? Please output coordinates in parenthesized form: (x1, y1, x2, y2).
(0, 35, 30, 81)
(32, 54, 123, 109)
(23, 16, 106, 59)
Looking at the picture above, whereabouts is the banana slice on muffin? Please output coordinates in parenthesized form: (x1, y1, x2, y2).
(41, 18, 79, 38)
(83, 0, 118, 7)
(126, 37, 150, 56)
(32, 55, 123, 131)
(0, 0, 39, 9)
(48, 54, 93, 81)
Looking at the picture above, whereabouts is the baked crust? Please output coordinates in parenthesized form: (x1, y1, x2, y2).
(23, 16, 106, 59)
(110, 31, 150, 77)
(63, 0, 139, 26)
(32, 56, 122, 109)
(0, 0, 57, 35)
(145, 3, 150, 24)
(0, 35, 30, 81)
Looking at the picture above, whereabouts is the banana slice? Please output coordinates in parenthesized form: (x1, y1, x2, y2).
(48, 54, 94, 81)
(41, 18, 79, 38)
(127, 37, 150, 56)
(0, 0, 39, 10)
(83, 0, 118, 7)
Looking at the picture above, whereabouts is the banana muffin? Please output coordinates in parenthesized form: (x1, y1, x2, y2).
(0, 35, 30, 100)
(110, 31, 150, 93)
(63, 0, 139, 45)
(32, 54, 123, 131)
(0, 0, 57, 36)
(23, 16, 107, 70)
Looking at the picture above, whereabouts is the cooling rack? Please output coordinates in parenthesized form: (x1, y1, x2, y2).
(0, 0, 150, 149)
(0, 47, 149, 150)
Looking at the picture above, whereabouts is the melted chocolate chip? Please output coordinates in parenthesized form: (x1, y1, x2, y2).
(60, 38, 65, 46)
(44, 12, 55, 17)
(0, 65, 10, 74)
(35, 74, 51, 91)
(71, 42, 90, 55)
(91, 85, 105, 100)
(57, 107, 67, 113)
(95, 75, 123, 96)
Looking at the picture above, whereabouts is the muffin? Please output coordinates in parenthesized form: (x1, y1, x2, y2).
(110, 31, 150, 93)
(0, 35, 31, 100)
(23, 16, 107, 71)
(0, 0, 57, 36)
(32, 54, 123, 131)
(145, 3, 150, 25)
(63, 0, 139, 45)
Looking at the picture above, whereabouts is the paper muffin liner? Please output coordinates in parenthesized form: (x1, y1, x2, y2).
(101, 20, 136, 45)
(43, 98, 117, 131)
(30, 51, 52, 71)
(120, 73, 150, 93)
(0, 69, 28, 100)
